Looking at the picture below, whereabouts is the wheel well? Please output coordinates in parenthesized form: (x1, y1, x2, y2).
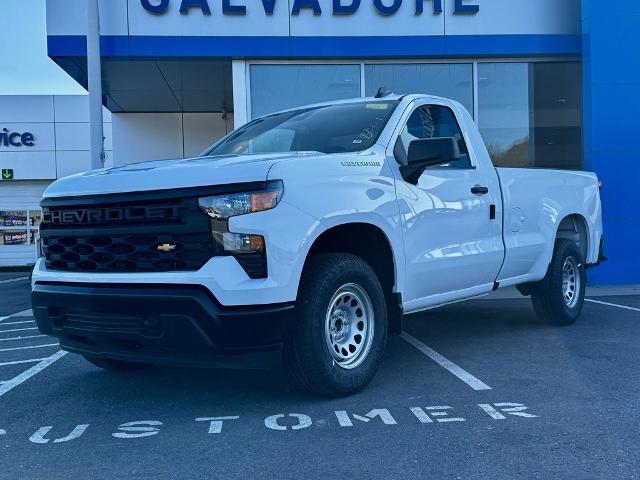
(304, 223, 402, 333)
(556, 214, 589, 263)
(517, 213, 589, 297)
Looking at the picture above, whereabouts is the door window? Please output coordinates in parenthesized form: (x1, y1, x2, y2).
(395, 105, 472, 169)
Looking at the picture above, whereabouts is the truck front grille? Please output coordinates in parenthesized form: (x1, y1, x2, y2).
(40, 188, 222, 273)
(42, 232, 218, 273)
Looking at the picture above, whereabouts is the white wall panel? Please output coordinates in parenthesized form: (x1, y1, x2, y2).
(46, 0, 129, 36)
(112, 113, 184, 165)
(0, 152, 57, 179)
(111, 112, 228, 165)
(54, 95, 112, 123)
(0, 96, 54, 123)
(445, 0, 581, 36)
(55, 149, 114, 178)
(55, 122, 113, 151)
(0, 182, 50, 209)
(183, 113, 229, 158)
(55, 150, 92, 178)
(0, 95, 113, 180)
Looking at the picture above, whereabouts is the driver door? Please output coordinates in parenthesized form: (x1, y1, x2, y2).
(393, 102, 503, 308)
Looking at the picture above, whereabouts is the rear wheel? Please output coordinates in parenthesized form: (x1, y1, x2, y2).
(531, 239, 586, 326)
(284, 253, 388, 397)
(82, 355, 149, 371)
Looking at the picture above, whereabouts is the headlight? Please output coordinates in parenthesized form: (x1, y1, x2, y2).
(198, 180, 283, 220)
(198, 180, 283, 258)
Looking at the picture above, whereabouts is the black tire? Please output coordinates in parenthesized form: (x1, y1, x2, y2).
(530, 239, 586, 326)
(82, 355, 149, 371)
(284, 253, 388, 397)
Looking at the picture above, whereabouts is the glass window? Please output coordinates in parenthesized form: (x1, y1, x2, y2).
(0, 209, 41, 247)
(250, 64, 361, 118)
(30, 210, 42, 228)
(365, 63, 474, 115)
(478, 62, 582, 169)
(395, 105, 472, 169)
(207, 100, 399, 156)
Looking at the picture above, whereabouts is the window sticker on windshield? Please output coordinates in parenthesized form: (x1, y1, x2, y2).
(366, 103, 389, 110)
(358, 120, 384, 140)
(352, 139, 363, 144)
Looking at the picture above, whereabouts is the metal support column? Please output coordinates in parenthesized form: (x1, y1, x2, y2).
(87, 0, 105, 169)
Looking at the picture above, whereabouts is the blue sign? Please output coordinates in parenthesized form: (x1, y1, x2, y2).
(141, 0, 479, 16)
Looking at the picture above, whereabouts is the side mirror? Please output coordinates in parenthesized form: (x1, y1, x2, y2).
(399, 137, 460, 184)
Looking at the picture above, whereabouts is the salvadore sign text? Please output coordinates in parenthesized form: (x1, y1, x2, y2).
(141, 0, 480, 16)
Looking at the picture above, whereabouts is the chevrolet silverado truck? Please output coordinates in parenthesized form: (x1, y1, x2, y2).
(32, 94, 605, 396)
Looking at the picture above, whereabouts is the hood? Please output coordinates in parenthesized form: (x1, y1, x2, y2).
(43, 153, 316, 198)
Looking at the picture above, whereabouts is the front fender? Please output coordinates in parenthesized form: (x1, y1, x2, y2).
(261, 152, 405, 300)
(230, 202, 405, 305)
(300, 211, 405, 295)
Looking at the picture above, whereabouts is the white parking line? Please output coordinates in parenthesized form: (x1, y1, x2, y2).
(0, 320, 35, 326)
(0, 335, 46, 342)
(0, 309, 33, 323)
(586, 298, 640, 313)
(0, 343, 59, 353)
(0, 327, 38, 334)
(0, 277, 29, 285)
(399, 332, 492, 391)
(0, 358, 49, 366)
(0, 350, 67, 398)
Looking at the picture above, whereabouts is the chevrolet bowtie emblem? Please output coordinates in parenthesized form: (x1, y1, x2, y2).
(157, 243, 177, 252)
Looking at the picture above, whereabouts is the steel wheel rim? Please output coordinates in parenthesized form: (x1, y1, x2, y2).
(324, 283, 375, 370)
(562, 256, 580, 309)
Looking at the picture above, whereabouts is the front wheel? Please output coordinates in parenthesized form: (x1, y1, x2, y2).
(284, 253, 388, 397)
(531, 239, 586, 326)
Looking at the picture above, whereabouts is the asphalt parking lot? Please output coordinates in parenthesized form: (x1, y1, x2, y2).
(0, 272, 639, 479)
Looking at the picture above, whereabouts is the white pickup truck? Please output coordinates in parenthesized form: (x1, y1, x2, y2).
(32, 94, 605, 396)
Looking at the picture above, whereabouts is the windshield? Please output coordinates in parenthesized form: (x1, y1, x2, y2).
(205, 100, 399, 156)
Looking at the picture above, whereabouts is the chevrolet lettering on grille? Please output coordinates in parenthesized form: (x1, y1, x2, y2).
(43, 206, 181, 225)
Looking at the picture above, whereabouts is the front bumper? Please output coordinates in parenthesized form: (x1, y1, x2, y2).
(32, 282, 293, 369)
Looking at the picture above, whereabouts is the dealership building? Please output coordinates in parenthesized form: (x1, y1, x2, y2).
(0, 0, 637, 285)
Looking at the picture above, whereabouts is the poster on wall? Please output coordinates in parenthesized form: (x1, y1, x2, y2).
(1, 231, 28, 246)
(1, 210, 28, 227)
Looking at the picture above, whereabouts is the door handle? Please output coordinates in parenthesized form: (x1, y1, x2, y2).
(471, 185, 489, 195)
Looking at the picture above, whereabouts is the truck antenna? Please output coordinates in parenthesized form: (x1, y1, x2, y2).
(374, 87, 393, 98)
